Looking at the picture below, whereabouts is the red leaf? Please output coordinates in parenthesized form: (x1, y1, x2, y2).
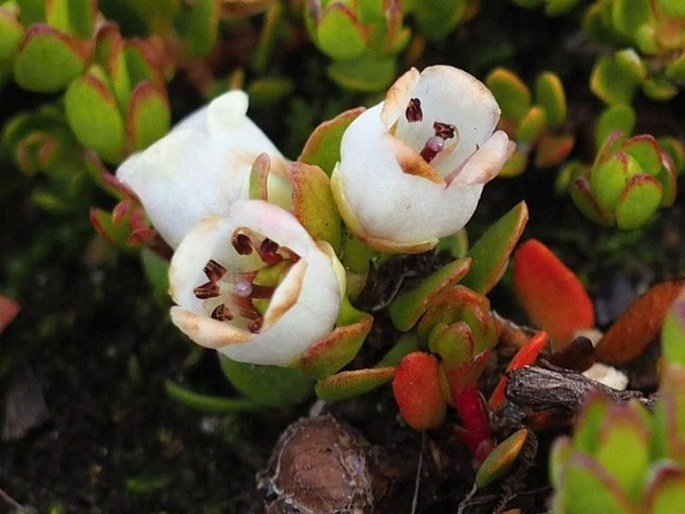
(392, 352, 446, 430)
(513, 239, 595, 349)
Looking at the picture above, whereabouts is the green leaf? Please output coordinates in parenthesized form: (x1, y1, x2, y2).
(461, 201, 529, 295)
(570, 176, 614, 225)
(95, 24, 131, 110)
(176, 0, 219, 57)
(66, 0, 97, 39)
(141, 247, 170, 307)
(412, 0, 467, 41)
(315, 367, 394, 401)
(611, 0, 652, 39)
(165, 380, 267, 412)
(219, 355, 314, 406)
(590, 51, 646, 105)
(16, 0, 45, 25)
(545, 0, 579, 16)
(476, 429, 529, 488)
(316, 3, 366, 60)
(246, 76, 294, 107)
(657, 0, 685, 17)
(572, 394, 610, 454)
(645, 463, 685, 514)
(534, 71, 567, 127)
(298, 106, 365, 176)
(550, 436, 572, 488)
(0, 7, 24, 65)
(662, 290, 685, 367)
(665, 52, 685, 82)
(499, 149, 529, 177)
(642, 76, 678, 102)
(327, 53, 396, 92)
(615, 174, 662, 229)
(595, 105, 636, 148)
(485, 67, 532, 121)
(13, 24, 88, 93)
(590, 152, 639, 211)
(562, 453, 636, 514)
(621, 135, 661, 174)
(388, 257, 471, 332)
(64, 69, 126, 163)
(289, 162, 341, 249)
(517, 105, 547, 143)
(595, 403, 650, 500)
(126, 82, 171, 152)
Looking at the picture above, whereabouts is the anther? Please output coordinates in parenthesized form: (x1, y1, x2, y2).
(194, 281, 220, 299)
(406, 98, 423, 122)
(211, 304, 234, 321)
(419, 121, 457, 163)
(204, 259, 227, 283)
(232, 231, 253, 255)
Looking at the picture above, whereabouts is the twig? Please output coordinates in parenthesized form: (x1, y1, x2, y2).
(506, 363, 657, 412)
(0, 486, 35, 513)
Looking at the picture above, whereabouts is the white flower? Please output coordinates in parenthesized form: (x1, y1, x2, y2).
(331, 65, 514, 253)
(116, 90, 291, 249)
(169, 200, 346, 367)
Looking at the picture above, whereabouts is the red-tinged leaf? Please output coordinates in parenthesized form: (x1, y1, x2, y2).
(644, 463, 685, 514)
(13, 24, 89, 92)
(392, 352, 446, 430)
(452, 384, 493, 463)
(126, 81, 171, 152)
(248, 153, 271, 201)
(513, 239, 595, 349)
(596, 279, 685, 365)
(475, 428, 529, 488)
(298, 106, 365, 175)
(95, 23, 130, 109)
(534, 132, 575, 168)
(489, 331, 548, 409)
(569, 176, 614, 226)
(315, 367, 395, 402)
(0, 296, 20, 336)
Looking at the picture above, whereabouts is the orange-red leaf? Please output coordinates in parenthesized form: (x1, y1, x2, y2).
(513, 239, 595, 349)
(0, 295, 20, 336)
(595, 279, 685, 365)
(392, 352, 446, 430)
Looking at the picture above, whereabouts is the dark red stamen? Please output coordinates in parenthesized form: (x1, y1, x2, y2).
(419, 122, 457, 163)
(204, 259, 227, 283)
(211, 304, 234, 321)
(194, 281, 220, 299)
(433, 121, 456, 140)
(249, 284, 276, 299)
(232, 232, 253, 255)
(406, 98, 423, 122)
(258, 238, 283, 265)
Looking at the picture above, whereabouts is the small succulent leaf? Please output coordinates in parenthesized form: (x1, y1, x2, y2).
(461, 201, 529, 295)
(326, 53, 396, 92)
(89, 206, 132, 247)
(124, 40, 163, 87)
(517, 105, 548, 143)
(642, 76, 678, 102)
(376, 333, 420, 368)
(141, 247, 170, 307)
(534, 71, 567, 127)
(570, 176, 615, 225)
(16, 0, 45, 25)
(392, 352, 447, 430)
(248, 153, 270, 201)
(590, 152, 638, 212)
(595, 130, 628, 169)
(657, 0, 685, 16)
(314, 367, 395, 402)
(621, 135, 661, 174)
(656, 154, 678, 207)
(289, 162, 341, 249)
(475, 428, 529, 488)
(176, 0, 219, 57)
(545, 0, 579, 16)
(66, 0, 97, 39)
(219, 354, 314, 406)
(245, 77, 295, 107)
(251, 1, 283, 74)
(485, 67, 532, 121)
(512, 239, 595, 349)
(615, 173, 662, 229)
(500, 148, 529, 177)
(534, 132, 575, 168)
(297, 310, 373, 380)
(549, 436, 572, 489)
(595, 403, 651, 500)
(645, 463, 685, 514)
(665, 52, 685, 82)
(611, 0, 652, 39)
(0, 8, 23, 63)
(126, 82, 171, 152)
(655, 367, 685, 461)
(562, 453, 638, 514)
(316, 4, 366, 60)
(662, 289, 685, 367)
(64, 69, 126, 164)
(298, 106, 365, 175)
(45, 0, 71, 33)
(427, 321, 475, 368)
(596, 279, 685, 365)
(590, 51, 645, 105)
(657, 136, 685, 173)
(14, 24, 88, 93)
(94, 24, 131, 110)
(388, 257, 472, 332)
(411, 0, 467, 41)
(417, 286, 485, 340)
(489, 330, 548, 409)
(594, 105, 636, 148)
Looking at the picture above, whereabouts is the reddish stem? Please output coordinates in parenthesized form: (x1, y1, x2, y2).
(451, 384, 493, 465)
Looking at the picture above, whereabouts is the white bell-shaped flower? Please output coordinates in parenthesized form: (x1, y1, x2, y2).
(116, 90, 291, 249)
(169, 200, 346, 367)
(331, 65, 513, 253)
